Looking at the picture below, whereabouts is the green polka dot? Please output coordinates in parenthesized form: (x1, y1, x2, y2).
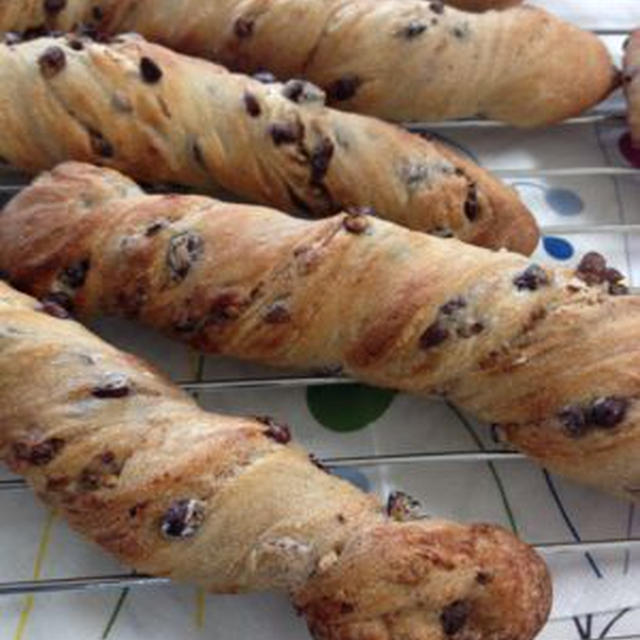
(306, 384, 396, 432)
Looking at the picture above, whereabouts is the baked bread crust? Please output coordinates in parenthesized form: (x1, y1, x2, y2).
(0, 34, 537, 253)
(0, 280, 551, 639)
(0, 1, 617, 125)
(1, 162, 638, 500)
(624, 30, 640, 148)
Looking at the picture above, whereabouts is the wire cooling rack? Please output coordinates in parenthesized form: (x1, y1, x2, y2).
(0, 23, 639, 640)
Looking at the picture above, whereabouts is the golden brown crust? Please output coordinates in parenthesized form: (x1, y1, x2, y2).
(1, 162, 638, 501)
(624, 30, 640, 148)
(0, 280, 550, 639)
(0, 35, 538, 254)
(0, 1, 616, 126)
(296, 522, 551, 640)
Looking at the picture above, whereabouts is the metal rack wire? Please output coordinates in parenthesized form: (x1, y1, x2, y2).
(1, 531, 639, 597)
(0, 23, 638, 637)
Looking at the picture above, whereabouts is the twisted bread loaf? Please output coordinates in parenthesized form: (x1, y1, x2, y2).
(1, 162, 638, 501)
(0, 35, 537, 254)
(0, 280, 551, 640)
(624, 30, 640, 148)
(0, 1, 617, 126)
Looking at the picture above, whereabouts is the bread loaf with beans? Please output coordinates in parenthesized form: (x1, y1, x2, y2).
(1, 162, 638, 501)
(0, 34, 537, 253)
(0, 280, 551, 640)
(624, 30, 640, 148)
(0, 0, 617, 126)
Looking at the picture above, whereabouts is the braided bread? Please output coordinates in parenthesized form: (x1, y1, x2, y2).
(0, 280, 551, 640)
(0, 1, 617, 126)
(624, 30, 640, 148)
(0, 35, 537, 254)
(1, 162, 638, 501)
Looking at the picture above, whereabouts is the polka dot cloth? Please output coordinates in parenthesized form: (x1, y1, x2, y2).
(514, 183, 582, 261)
(544, 188, 584, 216)
(541, 187, 582, 260)
(543, 236, 575, 260)
(307, 384, 396, 432)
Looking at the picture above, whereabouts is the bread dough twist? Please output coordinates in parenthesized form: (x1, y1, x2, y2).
(0, 280, 550, 640)
(1, 162, 638, 500)
(0, 35, 537, 253)
(0, 0, 617, 125)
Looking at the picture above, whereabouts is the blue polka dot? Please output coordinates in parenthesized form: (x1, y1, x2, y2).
(545, 188, 584, 216)
(543, 236, 574, 261)
(331, 466, 371, 492)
